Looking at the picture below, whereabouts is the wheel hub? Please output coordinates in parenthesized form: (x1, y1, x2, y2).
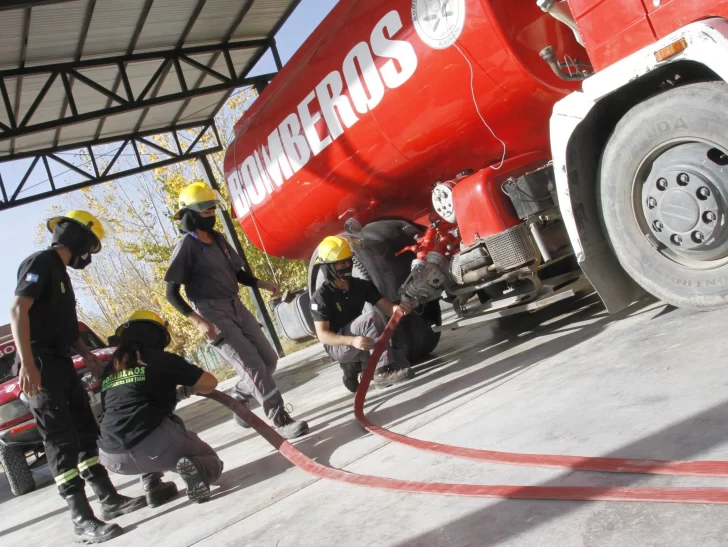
(641, 143, 728, 262)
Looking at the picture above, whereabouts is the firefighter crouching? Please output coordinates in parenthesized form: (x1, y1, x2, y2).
(98, 311, 222, 505)
(311, 236, 414, 393)
(164, 182, 308, 439)
(10, 210, 145, 544)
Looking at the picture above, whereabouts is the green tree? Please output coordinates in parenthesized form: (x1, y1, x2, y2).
(38, 89, 309, 362)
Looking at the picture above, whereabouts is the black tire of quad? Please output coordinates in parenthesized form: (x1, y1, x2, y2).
(599, 82, 728, 310)
(0, 443, 35, 496)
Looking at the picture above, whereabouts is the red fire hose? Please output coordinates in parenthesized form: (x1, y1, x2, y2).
(203, 310, 728, 504)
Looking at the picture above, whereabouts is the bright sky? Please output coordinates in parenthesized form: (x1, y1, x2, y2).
(0, 0, 339, 316)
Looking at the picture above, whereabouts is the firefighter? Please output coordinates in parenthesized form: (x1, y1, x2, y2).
(311, 236, 414, 393)
(9, 210, 145, 544)
(164, 182, 308, 439)
(98, 311, 222, 505)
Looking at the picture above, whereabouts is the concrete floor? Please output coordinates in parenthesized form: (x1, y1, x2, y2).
(2, 293, 728, 546)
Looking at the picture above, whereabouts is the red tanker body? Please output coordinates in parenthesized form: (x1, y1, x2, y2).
(227, 0, 728, 343)
(224, 0, 584, 259)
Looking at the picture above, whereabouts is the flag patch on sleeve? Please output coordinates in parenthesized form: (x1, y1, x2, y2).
(311, 303, 319, 310)
(25, 273, 39, 283)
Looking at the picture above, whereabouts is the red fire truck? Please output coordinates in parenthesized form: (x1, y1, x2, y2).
(0, 323, 114, 496)
(225, 1, 728, 353)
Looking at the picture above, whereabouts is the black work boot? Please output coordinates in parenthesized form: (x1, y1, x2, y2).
(87, 475, 147, 521)
(273, 409, 309, 439)
(176, 457, 210, 503)
(143, 476, 178, 508)
(64, 491, 124, 544)
(340, 361, 362, 393)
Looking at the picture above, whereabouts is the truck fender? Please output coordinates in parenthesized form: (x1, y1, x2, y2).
(551, 18, 728, 313)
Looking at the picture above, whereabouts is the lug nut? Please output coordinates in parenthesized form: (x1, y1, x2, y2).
(653, 220, 663, 232)
(647, 197, 657, 209)
(656, 178, 668, 191)
(692, 231, 705, 243)
(697, 187, 711, 200)
(671, 234, 682, 246)
(704, 211, 717, 223)
(677, 173, 690, 185)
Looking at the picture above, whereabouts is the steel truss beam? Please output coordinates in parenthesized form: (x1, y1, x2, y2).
(0, 122, 221, 210)
(0, 39, 275, 148)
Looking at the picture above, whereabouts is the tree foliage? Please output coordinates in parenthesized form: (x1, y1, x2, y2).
(38, 89, 308, 361)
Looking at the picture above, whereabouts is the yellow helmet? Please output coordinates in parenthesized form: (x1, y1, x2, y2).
(174, 181, 221, 219)
(315, 236, 353, 264)
(47, 210, 105, 253)
(115, 310, 171, 348)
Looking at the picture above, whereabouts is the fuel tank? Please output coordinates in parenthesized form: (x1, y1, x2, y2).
(224, 0, 586, 259)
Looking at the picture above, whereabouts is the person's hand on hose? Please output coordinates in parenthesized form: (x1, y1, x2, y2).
(190, 313, 218, 342)
(259, 281, 280, 296)
(393, 301, 413, 316)
(352, 336, 376, 351)
(18, 362, 41, 397)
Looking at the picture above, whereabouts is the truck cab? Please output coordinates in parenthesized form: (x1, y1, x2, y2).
(0, 322, 115, 496)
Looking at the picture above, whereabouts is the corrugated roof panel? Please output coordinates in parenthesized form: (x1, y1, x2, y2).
(25, 0, 88, 67)
(0, 10, 25, 71)
(139, 100, 188, 128)
(82, 0, 146, 59)
(123, 59, 166, 101)
(152, 67, 184, 100)
(233, 0, 292, 40)
(229, 48, 259, 77)
(178, 59, 210, 93)
(177, 92, 227, 124)
(184, 0, 247, 46)
(72, 66, 122, 115)
(182, 53, 218, 90)
(134, 0, 200, 53)
(0, 0, 301, 160)
(57, 119, 106, 146)
(210, 54, 233, 80)
(74, 65, 122, 104)
(15, 74, 54, 125)
(23, 79, 66, 127)
(14, 129, 58, 155)
(97, 111, 144, 140)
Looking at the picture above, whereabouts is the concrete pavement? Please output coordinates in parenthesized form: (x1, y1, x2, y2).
(2, 293, 728, 546)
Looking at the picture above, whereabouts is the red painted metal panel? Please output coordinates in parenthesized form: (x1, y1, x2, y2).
(570, 0, 656, 70)
(224, 0, 585, 259)
(646, 0, 728, 36)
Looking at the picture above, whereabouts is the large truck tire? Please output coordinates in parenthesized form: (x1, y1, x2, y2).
(599, 82, 728, 310)
(0, 444, 35, 496)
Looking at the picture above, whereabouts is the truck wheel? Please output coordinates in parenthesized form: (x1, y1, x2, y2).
(599, 82, 728, 310)
(0, 444, 35, 496)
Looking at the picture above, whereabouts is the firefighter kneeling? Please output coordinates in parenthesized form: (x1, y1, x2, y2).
(97, 311, 222, 506)
(311, 236, 414, 392)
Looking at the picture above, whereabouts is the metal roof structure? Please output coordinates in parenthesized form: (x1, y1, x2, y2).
(0, 0, 300, 209)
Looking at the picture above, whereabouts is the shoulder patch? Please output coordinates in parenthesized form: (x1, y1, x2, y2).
(311, 303, 319, 310)
(25, 273, 39, 283)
